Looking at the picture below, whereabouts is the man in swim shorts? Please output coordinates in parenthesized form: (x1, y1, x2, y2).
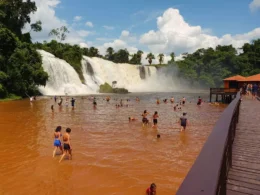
(180, 113, 188, 131)
(142, 110, 149, 126)
(59, 128, 72, 162)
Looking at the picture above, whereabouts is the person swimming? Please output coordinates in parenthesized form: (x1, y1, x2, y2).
(53, 126, 63, 157)
(146, 183, 157, 195)
(180, 113, 188, 132)
(182, 97, 186, 105)
(142, 110, 149, 126)
(59, 128, 72, 163)
(152, 111, 159, 128)
(129, 117, 137, 122)
(170, 97, 174, 103)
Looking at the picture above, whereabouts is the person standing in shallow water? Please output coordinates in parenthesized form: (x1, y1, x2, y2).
(142, 110, 149, 126)
(53, 126, 63, 157)
(59, 128, 72, 162)
(146, 183, 157, 195)
(152, 111, 159, 128)
(182, 97, 186, 105)
(180, 112, 188, 132)
(71, 98, 75, 108)
(197, 96, 202, 105)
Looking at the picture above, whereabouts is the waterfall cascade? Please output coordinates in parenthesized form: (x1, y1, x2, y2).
(38, 50, 179, 95)
(37, 50, 94, 95)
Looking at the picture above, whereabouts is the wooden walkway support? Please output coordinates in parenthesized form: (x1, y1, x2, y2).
(227, 98, 260, 195)
(210, 88, 239, 103)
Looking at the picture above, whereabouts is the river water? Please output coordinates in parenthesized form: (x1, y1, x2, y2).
(0, 92, 225, 195)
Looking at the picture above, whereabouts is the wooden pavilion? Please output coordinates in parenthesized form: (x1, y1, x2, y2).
(210, 73, 260, 103)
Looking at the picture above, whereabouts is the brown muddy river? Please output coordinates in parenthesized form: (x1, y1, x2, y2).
(0, 92, 225, 195)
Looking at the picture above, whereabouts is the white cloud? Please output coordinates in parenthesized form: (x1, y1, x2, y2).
(73, 16, 82, 21)
(24, 0, 89, 48)
(250, 0, 260, 12)
(26, 2, 260, 66)
(85, 21, 93, 27)
(103, 25, 114, 30)
(79, 43, 89, 48)
(121, 30, 130, 37)
(96, 37, 115, 42)
(77, 30, 92, 37)
(139, 8, 260, 55)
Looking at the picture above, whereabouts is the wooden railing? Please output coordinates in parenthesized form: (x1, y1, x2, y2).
(210, 88, 239, 94)
(176, 91, 241, 195)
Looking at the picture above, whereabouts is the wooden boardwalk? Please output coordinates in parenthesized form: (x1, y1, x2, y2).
(227, 98, 260, 195)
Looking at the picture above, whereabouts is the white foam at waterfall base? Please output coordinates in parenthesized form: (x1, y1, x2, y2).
(82, 56, 179, 92)
(37, 50, 95, 95)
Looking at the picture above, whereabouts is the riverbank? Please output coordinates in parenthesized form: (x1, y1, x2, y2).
(0, 94, 22, 102)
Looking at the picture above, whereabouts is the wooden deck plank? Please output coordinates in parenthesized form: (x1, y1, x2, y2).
(227, 98, 260, 195)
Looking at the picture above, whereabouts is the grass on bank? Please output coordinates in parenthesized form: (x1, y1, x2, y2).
(0, 94, 22, 102)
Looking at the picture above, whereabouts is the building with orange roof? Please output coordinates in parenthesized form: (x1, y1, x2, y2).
(223, 74, 260, 89)
(223, 75, 246, 89)
(245, 74, 260, 82)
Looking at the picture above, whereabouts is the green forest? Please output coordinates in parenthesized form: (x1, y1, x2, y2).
(1, 0, 260, 99)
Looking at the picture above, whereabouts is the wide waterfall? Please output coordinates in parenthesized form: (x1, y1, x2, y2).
(37, 50, 94, 95)
(38, 50, 180, 95)
(81, 56, 160, 92)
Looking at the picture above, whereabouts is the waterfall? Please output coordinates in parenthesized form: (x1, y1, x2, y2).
(37, 50, 181, 95)
(37, 50, 95, 95)
(81, 56, 178, 92)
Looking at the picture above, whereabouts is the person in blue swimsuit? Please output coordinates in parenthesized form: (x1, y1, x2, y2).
(53, 126, 63, 157)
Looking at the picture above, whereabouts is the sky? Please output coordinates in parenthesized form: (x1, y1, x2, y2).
(26, 0, 260, 63)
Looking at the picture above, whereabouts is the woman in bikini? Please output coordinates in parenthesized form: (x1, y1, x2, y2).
(53, 126, 63, 157)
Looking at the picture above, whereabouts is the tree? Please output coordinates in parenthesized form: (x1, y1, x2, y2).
(146, 53, 155, 65)
(113, 49, 129, 63)
(158, 53, 164, 64)
(30, 20, 42, 32)
(105, 47, 114, 61)
(168, 52, 175, 64)
(0, 0, 37, 38)
(88, 47, 99, 57)
(49, 26, 70, 43)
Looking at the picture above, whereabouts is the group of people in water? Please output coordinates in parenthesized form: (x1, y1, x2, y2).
(53, 126, 72, 163)
(49, 94, 205, 193)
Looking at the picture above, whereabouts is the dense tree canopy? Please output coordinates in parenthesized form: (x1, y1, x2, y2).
(0, 0, 48, 98)
(175, 41, 260, 88)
